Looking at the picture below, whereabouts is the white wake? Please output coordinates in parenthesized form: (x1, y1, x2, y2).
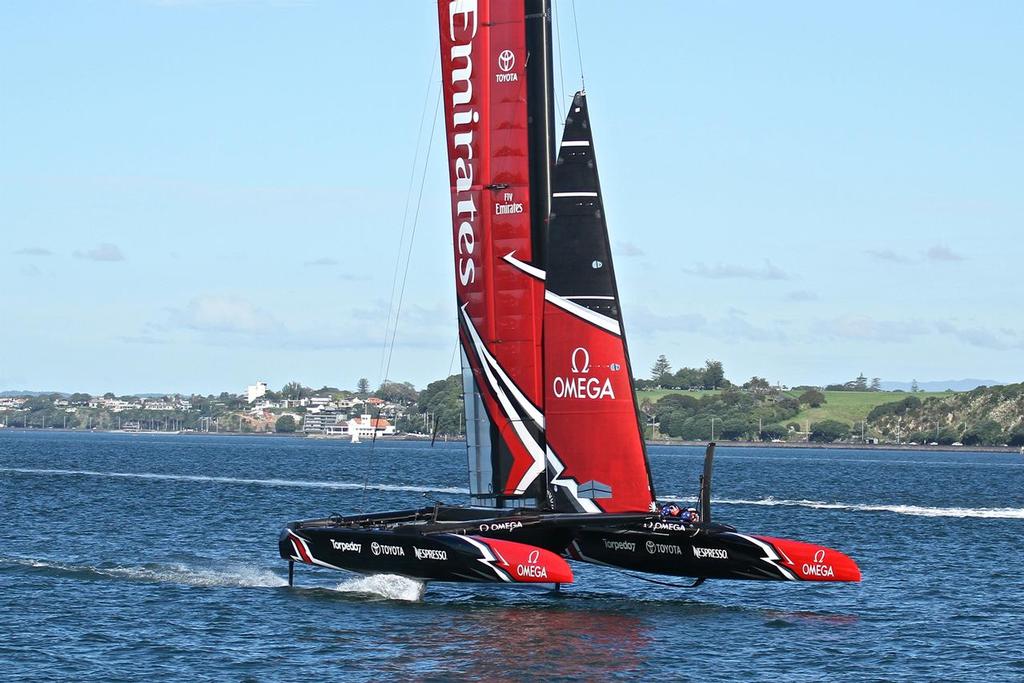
(0, 467, 468, 495)
(4, 557, 288, 587)
(712, 497, 1024, 519)
(331, 574, 426, 602)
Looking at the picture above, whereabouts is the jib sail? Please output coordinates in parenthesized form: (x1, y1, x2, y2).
(438, 0, 549, 506)
(541, 92, 657, 513)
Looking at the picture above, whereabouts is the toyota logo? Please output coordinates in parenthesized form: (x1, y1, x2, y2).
(371, 541, 381, 556)
(498, 49, 515, 72)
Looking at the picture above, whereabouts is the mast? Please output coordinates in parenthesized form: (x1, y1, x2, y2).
(438, 0, 547, 509)
(524, 0, 556, 271)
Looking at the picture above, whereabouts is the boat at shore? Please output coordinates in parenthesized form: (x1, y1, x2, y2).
(279, 0, 860, 589)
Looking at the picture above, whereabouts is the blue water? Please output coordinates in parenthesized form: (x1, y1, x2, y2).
(2, 431, 1022, 680)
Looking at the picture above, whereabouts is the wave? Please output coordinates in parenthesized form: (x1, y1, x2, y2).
(712, 497, 1024, 519)
(0, 467, 468, 495)
(331, 574, 425, 602)
(2, 557, 287, 588)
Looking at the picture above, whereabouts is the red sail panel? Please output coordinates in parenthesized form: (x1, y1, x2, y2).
(438, 0, 546, 498)
(542, 92, 655, 513)
(544, 304, 654, 512)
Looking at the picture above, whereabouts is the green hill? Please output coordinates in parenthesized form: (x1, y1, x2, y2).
(782, 390, 953, 429)
(868, 383, 1024, 446)
(637, 387, 966, 443)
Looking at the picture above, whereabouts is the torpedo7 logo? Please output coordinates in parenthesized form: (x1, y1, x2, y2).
(551, 347, 616, 400)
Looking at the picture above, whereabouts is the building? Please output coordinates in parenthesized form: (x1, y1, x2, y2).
(247, 381, 268, 404)
(303, 409, 347, 434)
(347, 414, 395, 438)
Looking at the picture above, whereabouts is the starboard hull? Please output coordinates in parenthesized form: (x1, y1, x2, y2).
(566, 523, 861, 582)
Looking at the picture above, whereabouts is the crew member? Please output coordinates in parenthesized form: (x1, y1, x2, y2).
(660, 502, 682, 518)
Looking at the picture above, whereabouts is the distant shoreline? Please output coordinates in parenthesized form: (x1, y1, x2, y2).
(2, 426, 1020, 454)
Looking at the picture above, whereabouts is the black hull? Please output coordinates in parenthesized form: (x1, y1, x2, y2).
(279, 508, 574, 585)
(279, 506, 859, 585)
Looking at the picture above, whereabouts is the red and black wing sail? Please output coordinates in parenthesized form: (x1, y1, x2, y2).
(542, 92, 657, 513)
(438, 0, 547, 506)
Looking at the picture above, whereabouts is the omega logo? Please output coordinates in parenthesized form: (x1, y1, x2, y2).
(571, 347, 590, 374)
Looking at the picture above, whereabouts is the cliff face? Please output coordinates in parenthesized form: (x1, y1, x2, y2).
(869, 383, 1024, 445)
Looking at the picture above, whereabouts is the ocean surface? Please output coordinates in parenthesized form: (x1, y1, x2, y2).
(2, 431, 1022, 681)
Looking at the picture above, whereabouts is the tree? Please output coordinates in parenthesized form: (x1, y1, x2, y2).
(854, 373, 868, 391)
(672, 366, 704, 389)
(962, 420, 1004, 446)
(911, 379, 919, 393)
(377, 381, 419, 405)
(742, 376, 771, 393)
(413, 375, 464, 435)
(798, 389, 826, 408)
(357, 378, 370, 395)
(759, 424, 788, 441)
(280, 381, 309, 400)
(275, 415, 297, 433)
(702, 360, 725, 389)
(650, 355, 671, 381)
(870, 377, 881, 392)
(1008, 427, 1024, 447)
(810, 419, 850, 443)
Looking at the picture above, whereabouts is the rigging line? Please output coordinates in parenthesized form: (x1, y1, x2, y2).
(378, 48, 438, 382)
(381, 84, 443, 388)
(571, 0, 586, 92)
(361, 84, 443, 511)
(551, 0, 567, 123)
(447, 338, 459, 377)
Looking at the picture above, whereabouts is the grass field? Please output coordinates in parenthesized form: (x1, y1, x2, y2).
(784, 390, 952, 427)
(636, 388, 954, 427)
(636, 389, 719, 403)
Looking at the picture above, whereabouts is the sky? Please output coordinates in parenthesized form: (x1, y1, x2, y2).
(1, 1, 1022, 395)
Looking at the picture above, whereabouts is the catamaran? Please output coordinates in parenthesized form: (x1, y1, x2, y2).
(279, 0, 860, 589)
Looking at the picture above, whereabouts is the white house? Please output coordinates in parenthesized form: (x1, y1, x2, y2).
(247, 381, 268, 404)
(347, 414, 396, 438)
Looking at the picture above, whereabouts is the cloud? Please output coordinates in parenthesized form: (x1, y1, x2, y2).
(816, 315, 1024, 351)
(682, 259, 790, 281)
(14, 247, 52, 256)
(169, 295, 279, 334)
(628, 307, 708, 334)
(304, 257, 338, 267)
(785, 290, 818, 302)
(616, 241, 644, 257)
(74, 243, 125, 262)
(816, 315, 930, 343)
(118, 334, 168, 345)
(627, 306, 787, 343)
(865, 245, 966, 265)
(134, 294, 454, 352)
(865, 249, 912, 264)
(924, 245, 965, 262)
(934, 321, 1022, 350)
